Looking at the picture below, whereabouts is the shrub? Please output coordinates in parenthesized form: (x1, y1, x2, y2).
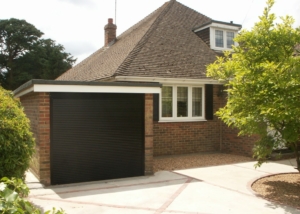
(0, 87, 35, 179)
(0, 177, 66, 214)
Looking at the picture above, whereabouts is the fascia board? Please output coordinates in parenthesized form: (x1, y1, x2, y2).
(115, 76, 222, 85)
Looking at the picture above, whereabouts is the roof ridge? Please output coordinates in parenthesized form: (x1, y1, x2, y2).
(175, 1, 212, 21)
(113, 0, 175, 77)
(114, 2, 168, 41)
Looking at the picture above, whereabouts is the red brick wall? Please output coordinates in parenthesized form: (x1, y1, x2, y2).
(154, 85, 224, 156)
(221, 124, 258, 157)
(20, 92, 50, 185)
(153, 121, 221, 155)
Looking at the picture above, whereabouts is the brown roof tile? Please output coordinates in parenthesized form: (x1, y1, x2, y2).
(57, 0, 217, 81)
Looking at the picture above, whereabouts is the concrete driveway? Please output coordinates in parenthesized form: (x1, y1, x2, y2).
(26, 159, 299, 214)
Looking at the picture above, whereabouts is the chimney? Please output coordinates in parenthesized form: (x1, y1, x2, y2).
(104, 18, 117, 47)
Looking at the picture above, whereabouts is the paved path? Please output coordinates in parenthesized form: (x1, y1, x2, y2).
(26, 159, 299, 214)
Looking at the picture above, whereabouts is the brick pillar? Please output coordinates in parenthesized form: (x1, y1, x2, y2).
(38, 93, 51, 185)
(20, 92, 51, 185)
(144, 94, 154, 175)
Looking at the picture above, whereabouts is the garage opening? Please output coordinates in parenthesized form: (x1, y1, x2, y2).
(50, 93, 145, 185)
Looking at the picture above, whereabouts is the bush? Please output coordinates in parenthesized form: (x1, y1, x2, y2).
(0, 177, 38, 213)
(0, 177, 66, 214)
(0, 87, 35, 179)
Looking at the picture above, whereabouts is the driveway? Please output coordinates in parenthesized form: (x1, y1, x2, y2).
(26, 159, 299, 214)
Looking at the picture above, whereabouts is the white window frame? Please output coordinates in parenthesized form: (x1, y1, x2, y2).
(210, 27, 237, 51)
(159, 84, 205, 122)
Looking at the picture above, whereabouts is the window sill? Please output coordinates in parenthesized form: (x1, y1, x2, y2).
(158, 119, 207, 123)
(212, 47, 233, 51)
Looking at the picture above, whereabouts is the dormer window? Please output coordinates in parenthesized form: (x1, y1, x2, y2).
(214, 29, 236, 49)
(193, 20, 242, 52)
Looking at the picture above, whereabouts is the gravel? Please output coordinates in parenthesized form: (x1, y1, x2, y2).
(153, 152, 254, 172)
(252, 173, 300, 209)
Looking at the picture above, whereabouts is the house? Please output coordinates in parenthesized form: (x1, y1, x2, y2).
(14, 0, 256, 186)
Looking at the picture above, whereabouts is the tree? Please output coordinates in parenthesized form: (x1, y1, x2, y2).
(13, 39, 75, 82)
(0, 18, 76, 90)
(0, 86, 35, 179)
(207, 0, 300, 171)
(0, 18, 43, 90)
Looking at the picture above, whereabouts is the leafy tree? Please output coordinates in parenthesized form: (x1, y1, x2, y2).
(0, 18, 76, 90)
(207, 0, 300, 171)
(0, 18, 43, 90)
(13, 39, 75, 83)
(0, 86, 35, 179)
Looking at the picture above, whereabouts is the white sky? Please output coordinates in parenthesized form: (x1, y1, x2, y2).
(2, 0, 300, 64)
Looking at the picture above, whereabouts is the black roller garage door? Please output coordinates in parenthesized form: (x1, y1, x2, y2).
(50, 93, 145, 185)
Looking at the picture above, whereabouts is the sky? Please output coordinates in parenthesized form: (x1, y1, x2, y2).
(2, 0, 300, 64)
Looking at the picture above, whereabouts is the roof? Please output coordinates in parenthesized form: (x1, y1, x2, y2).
(57, 0, 218, 81)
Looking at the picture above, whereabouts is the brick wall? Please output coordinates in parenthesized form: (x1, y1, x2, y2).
(20, 92, 50, 185)
(221, 124, 259, 157)
(153, 121, 221, 155)
(153, 85, 223, 156)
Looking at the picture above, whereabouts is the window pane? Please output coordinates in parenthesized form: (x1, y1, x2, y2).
(177, 87, 188, 117)
(192, 88, 202, 117)
(226, 32, 234, 48)
(162, 86, 172, 117)
(215, 30, 223, 47)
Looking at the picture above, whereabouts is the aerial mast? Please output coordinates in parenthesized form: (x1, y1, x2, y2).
(115, 0, 117, 25)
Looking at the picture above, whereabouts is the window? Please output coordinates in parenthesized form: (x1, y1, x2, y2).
(215, 30, 224, 47)
(161, 85, 204, 121)
(214, 29, 235, 49)
(226, 32, 234, 48)
(192, 88, 202, 117)
(162, 86, 172, 117)
(177, 87, 188, 117)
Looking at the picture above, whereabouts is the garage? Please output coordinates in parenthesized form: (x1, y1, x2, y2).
(14, 80, 160, 185)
